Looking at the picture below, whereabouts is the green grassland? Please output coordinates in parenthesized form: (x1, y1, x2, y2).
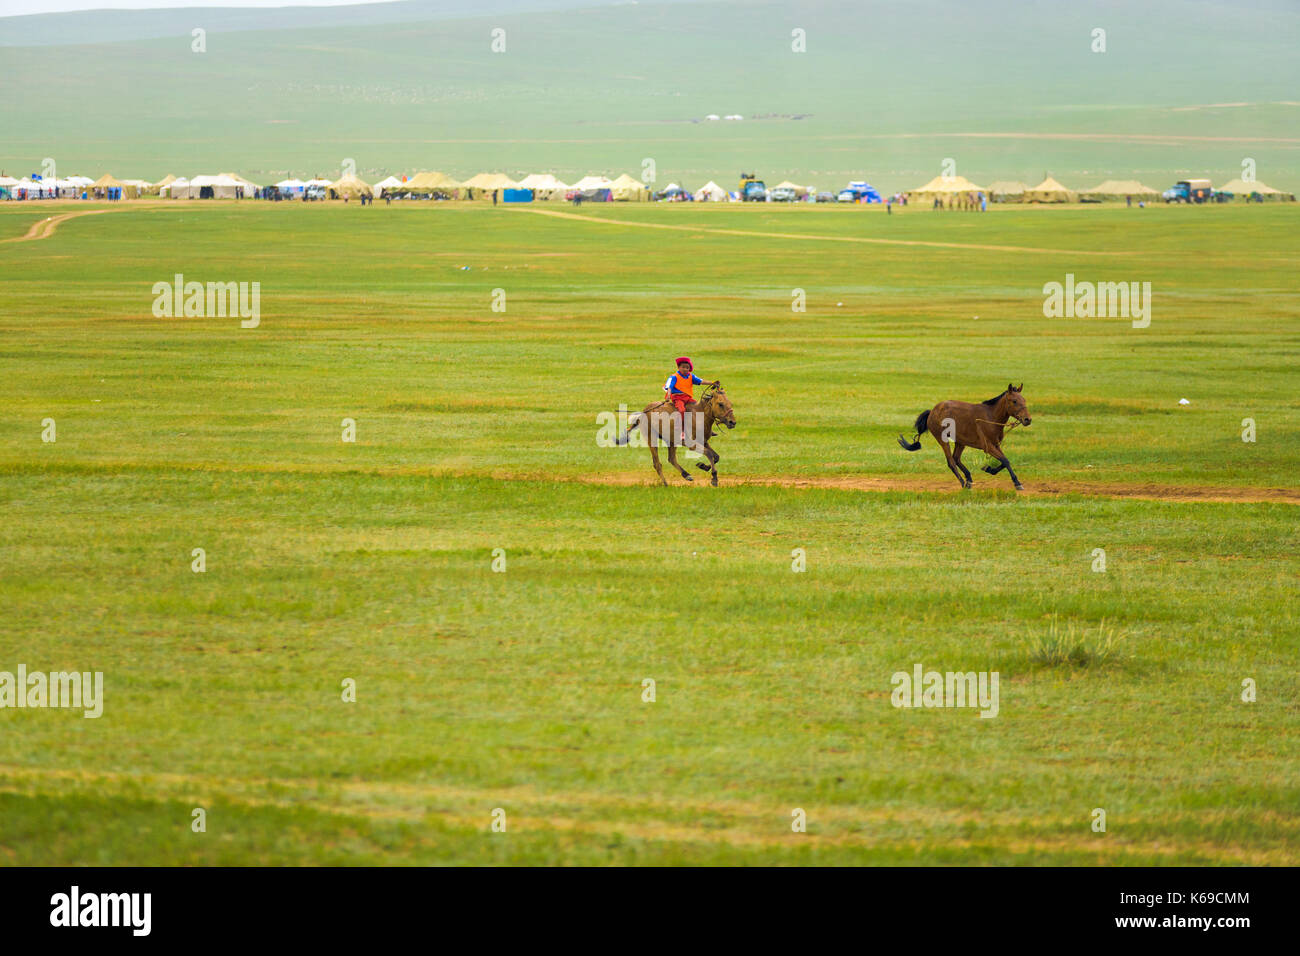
(0, 200, 1297, 864)
(3, 0, 1298, 191)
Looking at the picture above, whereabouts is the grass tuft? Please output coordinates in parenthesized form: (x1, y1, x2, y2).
(1026, 616, 1128, 670)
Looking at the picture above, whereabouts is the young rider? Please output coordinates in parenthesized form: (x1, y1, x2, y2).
(664, 357, 718, 443)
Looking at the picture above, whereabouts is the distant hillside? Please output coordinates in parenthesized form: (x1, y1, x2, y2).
(2, 0, 1297, 192)
(0, 1, 588, 46)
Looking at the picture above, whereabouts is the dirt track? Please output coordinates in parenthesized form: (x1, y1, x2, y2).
(520, 207, 1132, 256)
(539, 471, 1298, 504)
(0, 208, 121, 243)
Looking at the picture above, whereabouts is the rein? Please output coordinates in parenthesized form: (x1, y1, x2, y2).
(975, 417, 1020, 431)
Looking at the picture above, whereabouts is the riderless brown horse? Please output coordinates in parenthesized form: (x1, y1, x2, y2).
(897, 384, 1032, 489)
(616, 385, 737, 486)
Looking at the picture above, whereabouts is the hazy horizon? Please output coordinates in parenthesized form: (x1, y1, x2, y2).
(0, 0, 400, 17)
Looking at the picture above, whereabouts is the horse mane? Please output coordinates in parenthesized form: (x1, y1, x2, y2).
(982, 389, 1008, 406)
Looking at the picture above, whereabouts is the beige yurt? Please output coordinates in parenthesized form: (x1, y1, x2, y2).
(986, 180, 1028, 202)
(1216, 178, 1294, 201)
(403, 171, 461, 197)
(329, 174, 373, 200)
(92, 173, 139, 199)
(907, 174, 986, 205)
(1079, 179, 1160, 202)
(461, 172, 518, 199)
(1023, 176, 1077, 203)
(609, 173, 650, 201)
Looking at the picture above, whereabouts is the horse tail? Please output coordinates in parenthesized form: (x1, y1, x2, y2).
(897, 409, 929, 451)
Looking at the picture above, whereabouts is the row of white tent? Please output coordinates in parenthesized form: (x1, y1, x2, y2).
(0, 174, 97, 195)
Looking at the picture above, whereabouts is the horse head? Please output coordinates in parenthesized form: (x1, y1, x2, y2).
(704, 384, 736, 429)
(1003, 383, 1031, 426)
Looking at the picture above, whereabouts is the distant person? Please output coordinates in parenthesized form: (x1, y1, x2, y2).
(1126, 195, 1132, 207)
(886, 198, 892, 215)
(492, 189, 498, 206)
(980, 191, 987, 212)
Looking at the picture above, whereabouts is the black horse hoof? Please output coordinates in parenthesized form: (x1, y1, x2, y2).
(711, 477, 718, 487)
(683, 474, 693, 482)
(1014, 483, 1024, 491)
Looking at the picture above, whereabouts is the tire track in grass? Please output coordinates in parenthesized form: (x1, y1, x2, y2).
(0, 208, 123, 243)
(1, 765, 1292, 861)
(518, 207, 1134, 257)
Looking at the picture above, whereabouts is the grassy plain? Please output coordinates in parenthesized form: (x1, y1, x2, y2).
(0, 199, 1296, 864)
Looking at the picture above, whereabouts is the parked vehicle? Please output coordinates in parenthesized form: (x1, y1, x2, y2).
(815, 191, 836, 203)
(837, 181, 883, 203)
(769, 186, 797, 202)
(739, 172, 767, 202)
(1162, 178, 1213, 204)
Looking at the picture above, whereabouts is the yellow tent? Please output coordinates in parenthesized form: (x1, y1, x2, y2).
(461, 172, 518, 199)
(402, 171, 461, 197)
(986, 180, 1028, 202)
(774, 180, 809, 197)
(91, 174, 139, 199)
(609, 173, 650, 201)
(405, 171, 459, 189)
(907, 175, 985, 205)
(1079, 179, 1160, 201)
(1217, 178, 1294, 201)
(1024, 176, 1076, 203)
(329, 174, 373, 199)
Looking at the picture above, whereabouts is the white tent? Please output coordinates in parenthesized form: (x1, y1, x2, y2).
(275, 178, 306, 194)
(372, 176, 405, 195)
(518, 173, 564, 190)
(693, 180, 729, 202)
(0, 175, 20, 187)
(304, 178, 334, 187)
(173, 174, 246, 199)
(517, 173, 568, 199)
(17, 178, 56, 197)
(571, 175, 613, 190)
(160, 177, 188, 197)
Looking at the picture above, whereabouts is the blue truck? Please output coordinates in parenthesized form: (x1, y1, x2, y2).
(1162, 178, 1214, 204)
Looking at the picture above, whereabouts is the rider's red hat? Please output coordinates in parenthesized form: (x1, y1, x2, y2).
(675, 356, 692, 369)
